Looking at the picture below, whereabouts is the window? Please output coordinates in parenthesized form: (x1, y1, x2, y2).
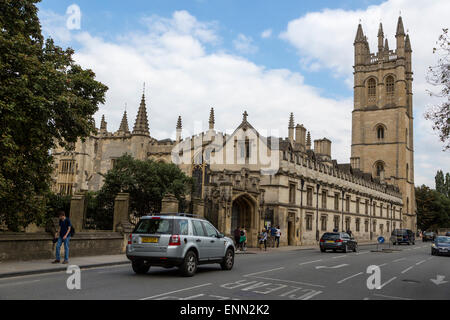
(306, 215, 313, 230)
(368, 78, 376, 103)
(376, 162, 384, 178)
(365, 200, 369, 215)
(345, 217, 351, 231)
(365, 220, 369, 232)
(380, 224, 384, 234)
(334, 193, 339, 210)
(373, 203, 376, 216)
(177, 219, 189, 235)
(321, 216, 327, 231)
(134, 219, 172, 234)
(322, 191, 327, 209)
(386, 76, 394, 103)
(202, 221, 218, 237)
(380, 204, 383, 217)
(58, 183, 73, 195)
(334, 216, 340, 230)
(386, 222, 390, 233)
(373, 220, 377, 232)
(356, 198, 360, 214)
(192, 220, 206, 236)
(346, 196, 350, 212)
(355, 219, 360, 232)
(307, 187, 313, 207)
(377, 126, 385, 139)
(59, 160, 76, 174)
(289, 183, 296, 204)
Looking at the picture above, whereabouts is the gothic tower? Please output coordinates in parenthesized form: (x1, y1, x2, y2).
(350, 17, 416, 231)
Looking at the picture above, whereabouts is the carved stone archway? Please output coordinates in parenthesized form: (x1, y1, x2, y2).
(231, 193, 259, 247)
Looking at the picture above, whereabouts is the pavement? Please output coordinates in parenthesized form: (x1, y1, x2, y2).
(2, 241, 447, 300)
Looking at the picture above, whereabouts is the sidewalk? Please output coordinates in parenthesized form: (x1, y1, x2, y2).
(0, 254, 129, 279)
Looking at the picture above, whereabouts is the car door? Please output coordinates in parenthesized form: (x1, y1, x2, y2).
(191, 219, 209, 261)
(202, 221, 225, 259)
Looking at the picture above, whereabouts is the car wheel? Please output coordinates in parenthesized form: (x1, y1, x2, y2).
(332, 249, 336, 253)
(393, 242, 397, 246)
(353, 244, 358, 252)
(342, 245, 347, 253)
(431, 249, 435, 256)
(320, 248, 326, 253)
(132, 260, 150, 274)
(220, 248, 234, 270)
(180, 251, 198, 277)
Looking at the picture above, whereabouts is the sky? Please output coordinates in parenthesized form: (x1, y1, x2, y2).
(37, 0, 450, 188)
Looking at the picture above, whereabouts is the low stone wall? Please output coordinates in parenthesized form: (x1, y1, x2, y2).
(0, 232, 126, 262)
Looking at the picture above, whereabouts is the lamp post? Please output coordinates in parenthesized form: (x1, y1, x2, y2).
(369, 197, 373, 241)
(316, 183, 320, 241)
(341, 189, 345, 232)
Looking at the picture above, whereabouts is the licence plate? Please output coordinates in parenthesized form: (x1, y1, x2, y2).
(141, 237, 158, 243)
(439, 248, 448, 252)
(326, 240, 334, 243)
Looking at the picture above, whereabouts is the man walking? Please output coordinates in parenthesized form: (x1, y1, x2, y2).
(52, 211, 72, 264)
(234, 226, 241, 250)
(275, 225, 281, 248)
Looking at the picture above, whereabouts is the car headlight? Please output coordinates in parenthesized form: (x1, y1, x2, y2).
(432, 243, 436, 248)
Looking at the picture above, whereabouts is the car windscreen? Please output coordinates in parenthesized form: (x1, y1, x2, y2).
(133, 218, 173, 234)
(436, 236, 450, 243)
(322, 233, 340, 240)
(392, 229, 407, 235)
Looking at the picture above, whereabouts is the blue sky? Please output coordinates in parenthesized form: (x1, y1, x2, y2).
(37, 0, 450, 187)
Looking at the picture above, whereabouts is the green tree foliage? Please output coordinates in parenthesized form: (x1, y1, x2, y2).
(0, 1, 108, 231)
(416, 185, 450, 231)
(96, 155, 193, 223)
(425, 28, 450, 150)
(435, 170, 445, 194)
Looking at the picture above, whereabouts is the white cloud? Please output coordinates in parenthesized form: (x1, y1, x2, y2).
(39, 9, 73, 44)
(233, 33, 258, 54)
(280, 0, 450, 186)
(261, 29, 272, 39)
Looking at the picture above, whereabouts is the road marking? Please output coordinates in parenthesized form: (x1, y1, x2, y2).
(393, 258, 406, 262)
(378, 263, 388, 267)
(0, 279, 40, 287)
(243, 267, 285, 277)
(355, 251, 369, 255)
(415, 259, 426, 266)
(315, 264, 349, 269)
(337, 272, 363, 284)
(302, 291, 323, 300)
(379, 276, 397, 289)
(373, 293, 411, 300)
(332, 255, 347, 259)
(249, 276, 325, 288)
(299, 259, 322, 266)
(401, 266, 414, 274)
(140, 283, 212, 300)
(181, 294, 206, 300)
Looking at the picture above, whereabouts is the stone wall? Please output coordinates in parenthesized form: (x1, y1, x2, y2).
(0, 232, 125, 262)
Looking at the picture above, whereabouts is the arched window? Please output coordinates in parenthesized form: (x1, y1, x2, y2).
(386, 76, 394, 94)
(376, 163, 384, 177)
(368, 78, 376, 103)
(377, 126, 385, 139)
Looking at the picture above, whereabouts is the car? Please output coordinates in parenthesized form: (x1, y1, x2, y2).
(446, 232, 450, 237)
(431, 236, 450, 256)
(126, 213, 236, 277)
(319, 232, 358, 253)
(422, 231, 436, 242)
(390, 229, 415, 245)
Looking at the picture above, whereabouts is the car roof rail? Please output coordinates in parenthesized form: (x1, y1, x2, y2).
(148, 212, 201, 218)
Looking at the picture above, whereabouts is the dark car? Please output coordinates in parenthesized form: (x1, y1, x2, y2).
(319, 232, 357, 253)
(390, 229, 415, 245)
(431, 236, 450, 256)
(446, 232, 450, 237)
(422, 231, 436, 242)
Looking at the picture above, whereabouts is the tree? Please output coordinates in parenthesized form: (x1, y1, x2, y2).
(96, 155, 193, 224)
(425, 28, 450, 150)
(416, 185, 450, 231)
(0, 1, 108, 231)
(435, 170, 445, 194)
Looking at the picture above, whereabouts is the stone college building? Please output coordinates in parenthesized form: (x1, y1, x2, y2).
(51, 17, 417, 247)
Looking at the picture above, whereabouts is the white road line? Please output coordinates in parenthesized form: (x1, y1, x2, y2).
(332, 255, 348, 259)
(0, 279, 40, 287)
(302, 291, 323, 300)
(299, 259, 322, 266)
(393, 258, 406, 262)
(181, 294, 206, 300)
(379, 276, 397, 289)
(243, 267, 284, 277)
(249, 275, 325, 288)
(373, 293, 411, 300)
(140, 283, 212, 300)
(415, 259, 426, 265)
(337, 272, 363, 284)
(401, 266, 414, 274)
(378, 263, 388, 267)
(355, 251, 369, 255)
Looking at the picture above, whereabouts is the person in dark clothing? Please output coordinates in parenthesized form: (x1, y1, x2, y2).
(234, 227, 241, 250)
(52, 211, 72, 264)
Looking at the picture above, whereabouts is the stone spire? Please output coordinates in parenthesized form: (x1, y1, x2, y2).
(396, 16, 405, 57)
(243, 111, 248, 123)
(354, 23, 365, 43)
(176, 116, 182, 142)
(100, 115, 107, 132)
(378, 22, 384, 53)
(288, 113, 295, 141)
(384, 38, 389, 51)
(405, 33, 411, 52)
(118, 111, 130, 133)
(306, 131, 311, 150)
(132, 93, 150, 136)
(209, 107, 215, 130)
(396, 15, 405, 36)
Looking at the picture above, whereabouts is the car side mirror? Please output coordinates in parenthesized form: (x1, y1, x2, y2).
(216, 233, 224, 238)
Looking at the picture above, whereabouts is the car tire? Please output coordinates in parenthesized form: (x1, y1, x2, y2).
(343, 245, 348, 253)
(320, 248, 326, 253)
(332, 249, 337, 253)
(132, 260, 150, 274)
(220, 248, 234, 270)
(353, 244, 358, 252)
(180, 251, 198, 277)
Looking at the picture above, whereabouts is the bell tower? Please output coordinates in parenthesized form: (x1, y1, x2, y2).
(350, 17, 416, 231)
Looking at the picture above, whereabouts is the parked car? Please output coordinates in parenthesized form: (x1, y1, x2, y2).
(422, 231, 436, 242)
(319, 232, 357, 253)
(390, 229, 415, 245)
(126, 213, 235, 277)
(431, 236, 450, 256)
(446, 232, 450, 237)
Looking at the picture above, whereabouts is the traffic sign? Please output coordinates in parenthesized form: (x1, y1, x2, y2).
(377, 236, 385, 244)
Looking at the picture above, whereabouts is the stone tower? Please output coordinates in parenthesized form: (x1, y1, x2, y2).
(350, 17, 416, 231)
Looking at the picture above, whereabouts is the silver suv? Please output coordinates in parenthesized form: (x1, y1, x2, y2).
(126, 213, 235, 277)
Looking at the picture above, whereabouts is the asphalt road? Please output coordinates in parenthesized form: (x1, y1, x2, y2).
(1, 241, 449, 300)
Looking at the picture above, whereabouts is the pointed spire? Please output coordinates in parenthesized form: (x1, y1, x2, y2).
(396, 16, 405, 36)
(176, 116, 182, 142)
(306, 131, 311, 150)
(289, 112, 294, 128)
(405, 34, 412, 52)
(378, 23, 384, 53)
(209, 108, 215, 130)
(133, 93, 150, 136)
(118, 111, 130, 133)
(354, 23, 365, 43)
(243, 111, 248, 123)
(176, 116, 182, 129)
(378, 22, 384, 37)
(100, 115, 107, 131)
(384, 38, 389, 51)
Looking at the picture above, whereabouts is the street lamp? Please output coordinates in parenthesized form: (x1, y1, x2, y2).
(316, 183, 320, 241)
(341, 189, 345, 232)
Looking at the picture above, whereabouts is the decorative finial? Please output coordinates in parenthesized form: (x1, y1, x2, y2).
(243, 111, 248, 122)
(209, 107, 215, 130)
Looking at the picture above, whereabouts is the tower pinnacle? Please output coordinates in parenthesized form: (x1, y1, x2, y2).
(132, 93, 150, 136)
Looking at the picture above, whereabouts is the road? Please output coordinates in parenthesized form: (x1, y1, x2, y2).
(1, 241, 449, 300)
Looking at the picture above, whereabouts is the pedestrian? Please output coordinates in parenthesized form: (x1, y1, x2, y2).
(333, 228, 338, 232)
(240, 226, 247, 251)
(275, 225, 281, 248)
(347, 230, 353, 238)
(52, 210, 72, 264)
(259, 229, 267, 251)
(234, 226, 241, 250)
(270, 225, 277, 247)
